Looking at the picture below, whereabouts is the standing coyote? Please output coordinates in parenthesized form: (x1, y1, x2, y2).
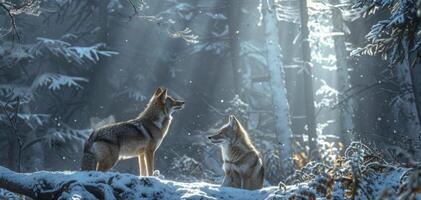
(81, 87, 184, 176)
(208, 115, 264, 190)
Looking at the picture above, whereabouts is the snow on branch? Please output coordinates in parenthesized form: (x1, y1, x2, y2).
(69, 44, 119, 63)
(0, 0, 41, 40)
(273, 0, 301, 24)
(36, 38, 118, 64)
(350, 0, 421, 66)
(167, 27, 199, 45)
(0, 85, 34, 102)
(0, 73, 88, 106)
(0, 113, 50, 129)
(32, 73, 89, 91)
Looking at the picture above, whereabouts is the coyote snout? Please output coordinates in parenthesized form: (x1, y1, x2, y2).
(208, 133, 227, 144)
(165, 96, 185, 112)
(209, 115, 264, 190)
(81, 87, 184, 176)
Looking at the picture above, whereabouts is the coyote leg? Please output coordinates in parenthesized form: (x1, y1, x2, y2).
(95, 143, 118, 171)
(222, 176, 233, 187)
(138, 153, 147, 176)
(96, 159, 116, 171)
(145, 150, 155, 176)
(243, 168, 264, 190)
(81, 151, 97, 171)
(242, 178, 255, 190)
(240, 177, 245, 189)
(222, 171, 241, 188)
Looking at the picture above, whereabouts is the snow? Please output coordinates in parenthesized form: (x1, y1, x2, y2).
(1, 164, 415, 200)
(32, 73, 89, 91)
(0, 167, 278, 200)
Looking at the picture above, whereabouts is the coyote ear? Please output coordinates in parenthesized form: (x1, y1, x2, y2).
(228, 115, 238, 130)
(158, 88, 167, 102)
(154, 87, 164, 96)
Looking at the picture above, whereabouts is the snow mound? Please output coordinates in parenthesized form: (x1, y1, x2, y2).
(0, 165, 419, 200)
(0, 167, 276, 200)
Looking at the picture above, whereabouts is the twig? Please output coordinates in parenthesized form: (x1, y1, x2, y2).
(127, 0, 142, 21)
(332, 81, 381, 110)
(1, 97, 23, 172)
(199, 97, 226, 116)
(0, 2, 21, 41)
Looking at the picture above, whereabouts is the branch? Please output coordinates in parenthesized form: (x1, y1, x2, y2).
(1, 97, 23, 172)
(0, 2, 21, 41)
(200, 97, 226, 116)
(127, 0, 140, 21)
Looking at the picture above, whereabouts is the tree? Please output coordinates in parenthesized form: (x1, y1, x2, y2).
(85, 0, 119, 118)
(228, 0, 243, 94)
(351, 0, 421, 66)
(0, 0, 120, 171)
(351, 0, 421, 154)
(0, 0, 41, 41)
(298, 0, 318, 160)
(263, 0, 293, 171)
(330, 0, 355, 144)
(392, 51, 421, 154)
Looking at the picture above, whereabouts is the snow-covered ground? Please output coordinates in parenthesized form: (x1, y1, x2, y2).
(0, 167, 277, 200)
(0, 165, 419, 200)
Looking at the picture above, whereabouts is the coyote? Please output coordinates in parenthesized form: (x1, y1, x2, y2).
(81, 87, 184, 176)
(208, 115, 264, 190)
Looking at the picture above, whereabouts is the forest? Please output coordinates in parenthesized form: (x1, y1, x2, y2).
(0, 0, 420, 199)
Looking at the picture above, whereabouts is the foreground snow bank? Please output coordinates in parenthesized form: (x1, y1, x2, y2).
(0, 165, 419, 200)
(0, 166, 276, 200)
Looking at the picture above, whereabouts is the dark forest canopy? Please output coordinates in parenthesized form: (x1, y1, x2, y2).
(0, 0, 420, 199)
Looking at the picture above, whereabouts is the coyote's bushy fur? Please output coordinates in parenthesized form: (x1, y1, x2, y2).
(81, 87, 184, 176)
(208, 115, 264, 190)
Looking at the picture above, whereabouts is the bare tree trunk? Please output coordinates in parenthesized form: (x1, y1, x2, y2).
(264, 2, 293, 167)
(330, 0, 354, 145)
(6, 133, 17, 171)
(19, 104, 45, 172)
(86, 0, 113, 117)
(228, 0, 242, 94)
(3, 98, 22, 172)
(25, 130, 45, 171)
(393, 39, 421, 156)
(298, 0, 318, 160)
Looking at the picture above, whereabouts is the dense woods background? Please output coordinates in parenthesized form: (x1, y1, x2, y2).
(0, 0, 420, 197)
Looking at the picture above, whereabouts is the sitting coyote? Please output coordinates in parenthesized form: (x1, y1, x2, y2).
(81, 87, 185, 176)
(208, 115, 264, 190)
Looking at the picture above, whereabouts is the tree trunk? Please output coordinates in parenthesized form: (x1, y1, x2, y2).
(413, 63, 421, 131)
(25, 130, 45, 171)
(263, 2, 293, 167)
(329, 0, 354, 145)
(6, 133, 17, 171)
(393, 40, 421, 156)
(4, 98, 21, 172)
(298, 0, 318, 160)
(228, 0, 242, 94)
(85, 0, 113, 118)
